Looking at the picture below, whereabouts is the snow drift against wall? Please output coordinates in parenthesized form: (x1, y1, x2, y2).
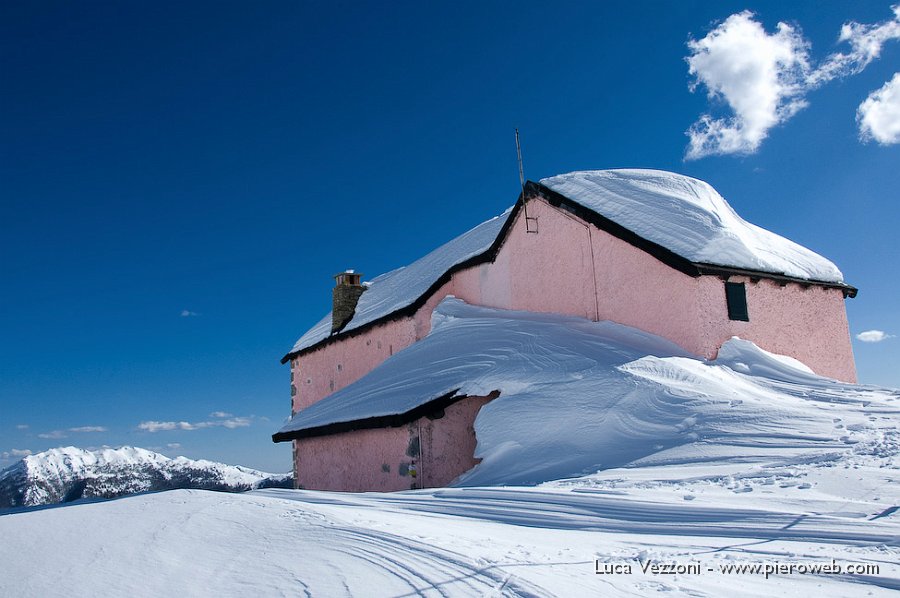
(279, 298, 893, 486)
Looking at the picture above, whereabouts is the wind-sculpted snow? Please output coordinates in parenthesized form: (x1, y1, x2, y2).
(540, 169, 844, 283)
(279, 297, 691, 437)
(280, 298, 896, 489)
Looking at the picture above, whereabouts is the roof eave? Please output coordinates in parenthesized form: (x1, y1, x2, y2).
(271, 388, 495, 442)
(692, 263, 858, 298)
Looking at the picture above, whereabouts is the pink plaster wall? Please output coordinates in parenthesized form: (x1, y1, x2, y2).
(452, 200, 599, 320)
(295, 425, 410, 492)
(588, 212, 703, 353)
(294, 394, 494, 492)
(696, 275, 857, 382)
(289, 279, 462, 415)
(290, 317, 418, 413)
(418, 394, 494, 488)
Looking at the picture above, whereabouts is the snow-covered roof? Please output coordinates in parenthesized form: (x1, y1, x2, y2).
(286, 208, 510, 357)
(285, 169, 849, 360)
(539, 169, 844, 283)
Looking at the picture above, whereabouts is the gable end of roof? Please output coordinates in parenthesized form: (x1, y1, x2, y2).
(272, 388, 466, 441)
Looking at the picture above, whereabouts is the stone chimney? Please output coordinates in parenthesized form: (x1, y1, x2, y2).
(332, 270, 366, 333)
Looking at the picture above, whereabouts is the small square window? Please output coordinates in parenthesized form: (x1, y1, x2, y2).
(725, 282, 749, 321)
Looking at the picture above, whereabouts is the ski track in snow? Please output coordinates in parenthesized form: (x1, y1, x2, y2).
(267, 487, 897, 545)
(1, 484, 897, 597)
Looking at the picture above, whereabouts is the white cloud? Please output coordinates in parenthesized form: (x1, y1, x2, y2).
(138, 416, 252, 433)
(686, 6, 900, 159)
(166, 443, 182, 450)
(218, 417, 251, 429)
(209, 411, 233, 419)
(180, 310, 199, 317)
(40, 425, 108, 437)
(68, 426, 108, 433)
(811, 5, 900, 86)
(16, 424, 29, 430)
(138, 421, 193, 432)
(1, 449, 32, 460)
(858, 72, 900, 144)
(856, 329, 895, 342)
(686, 11, 811, 159)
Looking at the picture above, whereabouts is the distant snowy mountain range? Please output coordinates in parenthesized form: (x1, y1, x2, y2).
(0, 446, 292, 509)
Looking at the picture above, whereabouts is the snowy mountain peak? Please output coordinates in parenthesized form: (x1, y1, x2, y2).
(22, 446, 170, 478)
(1, 446, 291, 509)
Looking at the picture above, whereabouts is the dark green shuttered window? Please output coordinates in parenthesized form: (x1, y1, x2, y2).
(725, 282, 749, 321)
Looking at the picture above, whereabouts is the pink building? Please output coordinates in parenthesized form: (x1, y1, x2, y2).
(273, 169, 857, 492)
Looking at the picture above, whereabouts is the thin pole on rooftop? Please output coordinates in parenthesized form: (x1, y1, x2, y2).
(516, 128, 538, 233)
(516, 128, 526, 192)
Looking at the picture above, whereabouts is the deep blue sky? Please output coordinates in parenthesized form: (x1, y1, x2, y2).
(2, 2, 897, 472)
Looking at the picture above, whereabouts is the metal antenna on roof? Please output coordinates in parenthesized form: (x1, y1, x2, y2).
(516, 128, 526, 191)
(516, 128, 538, 233)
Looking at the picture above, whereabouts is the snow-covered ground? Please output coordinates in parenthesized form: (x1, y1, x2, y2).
(3, 301, 897, 596)
(1, 480, 896, 596)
